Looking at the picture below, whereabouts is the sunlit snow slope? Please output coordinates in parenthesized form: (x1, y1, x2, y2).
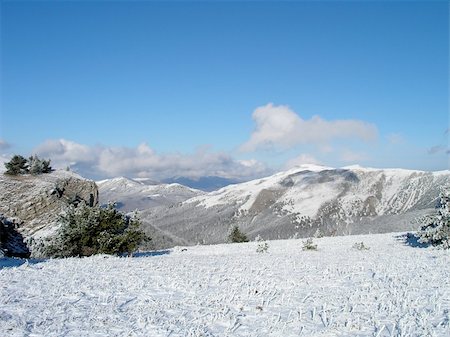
(1, 232, 449, 336)
(140, 165, 450, 245)
(97, 177, 204, 212)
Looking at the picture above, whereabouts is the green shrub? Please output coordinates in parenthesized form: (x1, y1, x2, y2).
(228, 225, 249, 243)
(44, 203, 150, 257)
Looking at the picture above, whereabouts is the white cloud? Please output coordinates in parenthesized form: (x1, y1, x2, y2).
(240, 103, 378, 152)
(0, 154, 11, 173)
(35, 139, 98, 163)
(284, 154, 321, 170)
(34, 139, 271, 181)
(0, 139, 11, 150)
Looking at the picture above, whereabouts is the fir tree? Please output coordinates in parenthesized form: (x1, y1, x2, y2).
(44, 203, 150, 257)
(4, 155, 28, 175)
(417, 190, 450, 249)
(228, 225, 249, 243)
(28, 155, 52, 175)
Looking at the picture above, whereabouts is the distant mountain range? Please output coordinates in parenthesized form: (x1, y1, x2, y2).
(136, 164, 450, 248)
(2, 165, 449, 254)
(96, 177, 203, 213)
(162, 176, 241, 192)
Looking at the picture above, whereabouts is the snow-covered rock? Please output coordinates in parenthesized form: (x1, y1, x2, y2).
(0, 170, 98, 255)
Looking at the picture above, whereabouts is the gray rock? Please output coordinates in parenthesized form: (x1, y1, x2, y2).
(0, 170, 98, 255)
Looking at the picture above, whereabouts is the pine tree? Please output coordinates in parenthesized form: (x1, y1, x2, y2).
(28, 155, 44, 175)
(28, 155, 52, 175)
(417, 190, 450, 249)
(228, 225, 249, 243)
(44, 203, 150, 257)
(4, 155, 28, 175)
(42, 159, 52, 173)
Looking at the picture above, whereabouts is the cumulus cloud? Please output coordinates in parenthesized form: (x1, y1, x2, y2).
(240, 103, 378, 152)
(34, 139, 271, 181)
(284, 154, 321, 169)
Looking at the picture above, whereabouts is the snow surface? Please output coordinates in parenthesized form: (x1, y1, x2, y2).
(1, 232, 449, 337)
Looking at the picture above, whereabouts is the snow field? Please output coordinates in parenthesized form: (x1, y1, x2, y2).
(0, 232, 449, 337)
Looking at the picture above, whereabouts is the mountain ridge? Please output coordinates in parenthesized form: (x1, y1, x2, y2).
(138, 164, 449, 247)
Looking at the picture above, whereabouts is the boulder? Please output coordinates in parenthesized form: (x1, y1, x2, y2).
(0, 170, 98, 256)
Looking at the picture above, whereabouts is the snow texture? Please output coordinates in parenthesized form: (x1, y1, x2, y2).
(1, 232, 449, 336)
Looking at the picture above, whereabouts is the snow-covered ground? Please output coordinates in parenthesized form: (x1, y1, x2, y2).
(1, 232, 449, 337)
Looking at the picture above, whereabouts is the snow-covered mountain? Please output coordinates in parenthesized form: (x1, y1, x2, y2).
(162, 176, 241, 192)
(140, 164, 450, 246)
(97, 177, 204, 213)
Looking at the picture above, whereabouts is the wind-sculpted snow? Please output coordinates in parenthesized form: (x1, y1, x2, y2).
(0, 233, 449, 336)
(140, 165, 450, 246)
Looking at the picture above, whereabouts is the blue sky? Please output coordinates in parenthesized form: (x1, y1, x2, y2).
(0, 0, 448, 180)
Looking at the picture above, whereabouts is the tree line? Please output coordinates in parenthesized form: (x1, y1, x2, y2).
(4, 154, 52, 175)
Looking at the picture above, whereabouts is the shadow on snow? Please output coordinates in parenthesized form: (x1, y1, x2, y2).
(0, 249, 172, 269)
(395, 232, 429, 248)
(131, 249, 171, 258)
(0, 258, 46, 270)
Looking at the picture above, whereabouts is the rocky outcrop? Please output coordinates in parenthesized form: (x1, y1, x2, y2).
(0, 215, 30, 258)
(0, 171, 98, 256)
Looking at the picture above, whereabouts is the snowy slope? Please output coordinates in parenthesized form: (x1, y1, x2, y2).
(140, 165, 450, 246)
(1, 232, 449, 336)
(188, 164, 447, 216)
(97, 177, 204, 212)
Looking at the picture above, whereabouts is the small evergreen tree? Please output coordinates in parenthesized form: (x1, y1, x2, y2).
(4, 154, 52, 175)
(228, 225, 249, 243)
(42, 159, 52, 173)
(417, 190, 450, 249)
(28, 155, 52, 174)
(255, 235, 269, 253)
(352, 241, 370, 250)
(256, 242, 269, 253)
(302, 237, 317, 251)
(4, 155, 28, 175)
(44, 203, 150, 257)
